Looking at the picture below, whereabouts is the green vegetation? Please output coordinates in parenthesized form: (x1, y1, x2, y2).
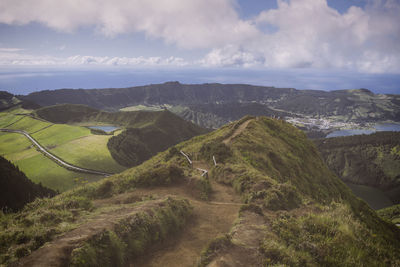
(378, 204, 400, 225)
(22, 82, 400, 129)
(190, 117, 400, 266)
(106, 109, 207, 167)
(51, 134, 125, 173)
(261, 203, 399, 266)
(0, 193, 94, 263)
(1, 115, 399, 266)
(345, 182, 393, 210)
(0, 109, 124, 191)
(315, 131, 400, 204)
(0, 91, 21, 110)
(69, 197, 192, 267)
(0, 156, 56, 212)
(34, 104, 207, 168)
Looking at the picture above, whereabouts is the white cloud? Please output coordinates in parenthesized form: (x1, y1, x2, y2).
(0, 48, 25, 52)
(0, 50, 188, 67)
(0, 0, 399, 73)
(199, 45, 264, 67)
(0, 0, 258, 49)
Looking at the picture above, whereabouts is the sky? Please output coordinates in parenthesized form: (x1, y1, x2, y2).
(0, 0, 399, 94)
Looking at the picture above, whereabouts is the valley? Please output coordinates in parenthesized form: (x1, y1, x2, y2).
(0, 83, 400, 266)
(0, 108, 117, 191)
(2, 116, 399, 266)
(0, 104, 205, 192)
(21, 82, 400, 133)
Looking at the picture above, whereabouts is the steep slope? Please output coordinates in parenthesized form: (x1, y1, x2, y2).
(35, 104, 208, 167)
(378, 204, 400, 225)
(107, 110, 209, 167)
(173, 102, 290, 128)
(1, 116, 399, 266)
(22, 82, 400, 123)
(0, 91, 21, 111)
(0, 156, 56, 212)
(315, 132, 400, 204)
(35, 103, 167, 126)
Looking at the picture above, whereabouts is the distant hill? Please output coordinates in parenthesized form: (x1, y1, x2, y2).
(35, 104, 208, 167)
(0, 91, 40, 111)
(0, 156, 56, 212)
(0, 91, 21, 111)
(315, 131, 400, 204)
(21, 82, 400, 128)
(2, 116, 399, 266)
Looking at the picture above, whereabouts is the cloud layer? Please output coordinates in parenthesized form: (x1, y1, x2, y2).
(1, 0, 399, 73)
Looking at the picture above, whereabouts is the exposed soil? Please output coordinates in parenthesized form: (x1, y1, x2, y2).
(11, 199, 172, 267)
(12, 119, 255, 267)
(223, 119, 253, 145)
(131, 177, 241, 267)
(12, 160, 242, 267)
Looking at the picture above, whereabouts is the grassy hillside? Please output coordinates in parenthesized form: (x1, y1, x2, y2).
(1, 116, 399, 266)
(315, 131, 400, 204)
(0, 156, 56, 212)
(0, 107, 125, 191)
(35, 104, 207, 167)
(378, 204, 400, 225)
(171, 102, 290, 129)
(35, 103, 172, 127)
(22, 82, 400, 123)
(0, 91, 21, 111)
(107, 110, 208, 167)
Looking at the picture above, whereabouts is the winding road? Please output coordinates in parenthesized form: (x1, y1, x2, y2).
(0, 128, 113, 176)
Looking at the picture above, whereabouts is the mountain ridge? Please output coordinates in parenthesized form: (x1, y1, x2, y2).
(20, 82, 400, 123)
(1, 116, 399, 266)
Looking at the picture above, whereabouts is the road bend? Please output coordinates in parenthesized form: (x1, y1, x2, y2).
(0, 128, 113, 177)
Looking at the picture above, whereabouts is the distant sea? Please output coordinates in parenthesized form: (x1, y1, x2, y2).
(0, 67, 399, 95)
(327, 123, 400, 138)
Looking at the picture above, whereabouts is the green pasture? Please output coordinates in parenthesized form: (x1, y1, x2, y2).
(51, 134, 125, 173)
(0, 109, 126, 191)
(7, 116, 52, 133)
(32, 124, 90, 147)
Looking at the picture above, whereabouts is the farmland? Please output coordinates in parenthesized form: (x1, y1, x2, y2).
(0, 107, 125, 191)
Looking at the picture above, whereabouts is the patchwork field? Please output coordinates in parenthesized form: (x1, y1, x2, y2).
(0, 108, 126, 191)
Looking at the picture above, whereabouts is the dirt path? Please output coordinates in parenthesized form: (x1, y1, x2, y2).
(12, 200, 170, 267)
(132, 179, 241, 267)
(223, 119, 253, 145)
(13, 173, 241, 267)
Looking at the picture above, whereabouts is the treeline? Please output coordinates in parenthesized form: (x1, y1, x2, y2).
(0, 156, 56, 212)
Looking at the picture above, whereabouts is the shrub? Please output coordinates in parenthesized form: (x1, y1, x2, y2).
(197, 177, 212, 201)
(15, 247, 29, 258)
(239, 204, 263, 216)
(264, 183, 301, 211)
(134, 164, 185, 187)
(200, 141, 232, 164)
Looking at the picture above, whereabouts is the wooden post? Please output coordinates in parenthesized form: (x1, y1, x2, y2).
(180, 150, 193, 166)
(212, 155, 217, 166)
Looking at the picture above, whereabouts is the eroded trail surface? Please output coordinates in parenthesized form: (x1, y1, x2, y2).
(132, 175, 241, 267)
(223, 119, 253, 145)
(13, 119, 251, 267)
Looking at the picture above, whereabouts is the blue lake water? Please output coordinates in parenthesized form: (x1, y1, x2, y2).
(88, 126, 119, 132)
(327, 123, 400, 138)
